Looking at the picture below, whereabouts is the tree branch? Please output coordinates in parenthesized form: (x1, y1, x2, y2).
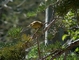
(42, 39, 79, 60)
(43, 18, 56, 33)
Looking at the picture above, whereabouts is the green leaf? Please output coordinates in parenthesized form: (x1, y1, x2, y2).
(62, 34, 69, 41)
(75, 47, 79, 52)
(72, 36, 77, 40)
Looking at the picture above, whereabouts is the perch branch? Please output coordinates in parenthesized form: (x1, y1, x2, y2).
(36, 36, 41, 60)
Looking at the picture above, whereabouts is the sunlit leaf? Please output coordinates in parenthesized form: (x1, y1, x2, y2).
(62, 34, 69, 41)
(75, 47, 79, 52)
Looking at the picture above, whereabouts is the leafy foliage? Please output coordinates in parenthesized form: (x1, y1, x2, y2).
(0, 42, 26, 60)
(62, 10, 79, 40)
(0, 0, 79, 60)
(8, 27, 22, 39)
(27, 41, 61, 60)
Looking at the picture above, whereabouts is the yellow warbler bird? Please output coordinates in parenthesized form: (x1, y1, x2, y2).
(28, 21, 43, 29)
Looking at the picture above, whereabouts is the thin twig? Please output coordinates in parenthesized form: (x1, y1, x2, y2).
(36, 36, 41, 60)
(17, 0, 26, 7)
(63, 51, 68, 60)
(33, 28, 42, 60)
(43, 18, 56, 33)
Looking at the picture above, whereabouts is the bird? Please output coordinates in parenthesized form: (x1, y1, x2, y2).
(28, 21, 43, 29)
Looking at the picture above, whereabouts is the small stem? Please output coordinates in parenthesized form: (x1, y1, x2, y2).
(36, 37, 41, 60)
(63, 51, 68, 60)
